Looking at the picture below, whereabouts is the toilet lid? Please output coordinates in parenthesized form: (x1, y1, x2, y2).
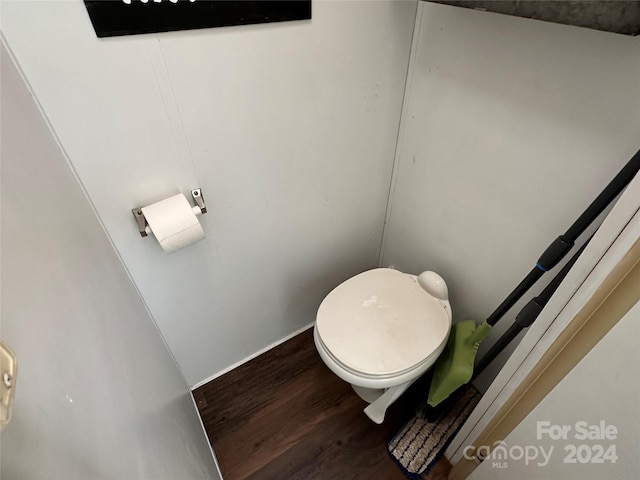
(316, 268, 450, 376)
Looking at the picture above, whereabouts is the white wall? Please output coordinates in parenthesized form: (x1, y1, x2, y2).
(0, 44, 220, 480)
(1, 0, 418, 386)
(380, 2, 640, 386)
(469, 300, 640, 479)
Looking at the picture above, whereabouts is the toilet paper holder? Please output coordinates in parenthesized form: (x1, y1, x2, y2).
(132, 188, 207, 237)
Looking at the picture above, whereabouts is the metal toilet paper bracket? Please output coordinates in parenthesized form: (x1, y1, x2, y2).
(132, 188, 207, 238)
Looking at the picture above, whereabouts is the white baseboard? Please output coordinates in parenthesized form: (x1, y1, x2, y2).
(190, 321, 316, 390)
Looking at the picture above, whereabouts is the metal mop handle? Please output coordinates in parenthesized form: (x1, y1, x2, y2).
(485, 148, 640, 328)
(473, 237, 590, 379)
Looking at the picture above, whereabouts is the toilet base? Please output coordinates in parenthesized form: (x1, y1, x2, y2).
(360, 378, 417, 424)
(351, 379, 419, 424)
(351, 385, 385, 403)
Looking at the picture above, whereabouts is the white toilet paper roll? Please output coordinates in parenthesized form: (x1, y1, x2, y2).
(141, 193, 205, 254)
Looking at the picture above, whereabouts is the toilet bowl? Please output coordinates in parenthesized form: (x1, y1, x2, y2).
(313, 268, 452, 424)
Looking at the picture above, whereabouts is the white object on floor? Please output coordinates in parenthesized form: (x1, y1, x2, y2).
(314, 268, 452, 424)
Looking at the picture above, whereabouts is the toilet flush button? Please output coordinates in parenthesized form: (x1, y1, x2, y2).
(417, 271, 449, 301)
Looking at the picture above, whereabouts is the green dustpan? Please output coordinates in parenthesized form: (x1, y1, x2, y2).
(427, 319, 491, 408)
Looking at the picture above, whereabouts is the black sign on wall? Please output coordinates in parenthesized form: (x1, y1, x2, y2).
(84, 0, 312, 38)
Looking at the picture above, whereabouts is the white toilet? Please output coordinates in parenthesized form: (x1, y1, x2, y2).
(314, 268, 452, 424)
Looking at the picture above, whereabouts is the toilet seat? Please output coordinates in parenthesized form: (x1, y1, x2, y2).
(315, 330, 444, 380)
(315, 268, 451, 378)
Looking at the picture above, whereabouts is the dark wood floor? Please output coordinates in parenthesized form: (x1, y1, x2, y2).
(193, 328, 451, 480)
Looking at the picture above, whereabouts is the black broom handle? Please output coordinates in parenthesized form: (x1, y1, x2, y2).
(486, 149, 640, 327)
(474, 238, 590, 379)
